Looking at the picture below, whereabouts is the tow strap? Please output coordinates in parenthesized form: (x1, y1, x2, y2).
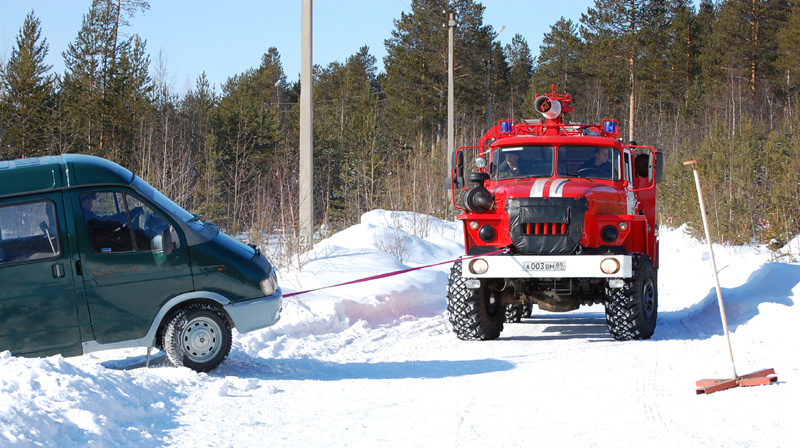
(282, 249, 505, 298)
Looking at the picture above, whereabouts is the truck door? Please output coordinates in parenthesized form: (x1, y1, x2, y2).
(71, 188, 193, 344)
(0, 194, 82, 357)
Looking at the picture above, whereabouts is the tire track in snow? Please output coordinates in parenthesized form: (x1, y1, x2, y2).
(641, 340, 681, 448)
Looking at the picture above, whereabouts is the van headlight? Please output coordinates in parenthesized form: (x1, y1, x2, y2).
(260, 271, 278, 296)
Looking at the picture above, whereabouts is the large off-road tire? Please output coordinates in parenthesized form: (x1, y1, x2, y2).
(521, 303, 533, 318)
(163, 303, 232, 372)
(446, 260, 504, 340)
(604, 253, 658, 340)
(505, 305, 523, 323)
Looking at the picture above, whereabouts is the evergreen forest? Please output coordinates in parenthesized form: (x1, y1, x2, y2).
(2, 0, 800, 263)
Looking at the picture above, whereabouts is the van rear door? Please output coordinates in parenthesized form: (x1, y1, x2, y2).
(0, 193, 82, 356)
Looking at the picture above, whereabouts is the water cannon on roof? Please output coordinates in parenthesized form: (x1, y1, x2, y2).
(533, 85, 573, 123)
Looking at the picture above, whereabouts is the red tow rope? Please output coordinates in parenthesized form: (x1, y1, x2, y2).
(282, 249, 505, 298)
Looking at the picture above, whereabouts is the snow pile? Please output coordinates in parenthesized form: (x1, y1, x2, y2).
(772, 233, 800, 263)
(1, 215, 799, 447)
(0, 353, 183, 446)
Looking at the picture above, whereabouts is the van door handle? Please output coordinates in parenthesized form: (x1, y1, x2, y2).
(76, 260, 83, 276)
(52, 263, 65, 278)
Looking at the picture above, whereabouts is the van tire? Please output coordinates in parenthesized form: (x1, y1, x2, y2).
(163, 304, 232, 372)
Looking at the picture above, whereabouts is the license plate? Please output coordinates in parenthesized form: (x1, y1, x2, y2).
(523, 261, 566, 271)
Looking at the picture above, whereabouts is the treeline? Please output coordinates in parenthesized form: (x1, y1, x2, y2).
(1, 0, 800, 252)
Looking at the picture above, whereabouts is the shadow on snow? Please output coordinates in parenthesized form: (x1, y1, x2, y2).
(102, 350, 514, 382)
(214, 355, 515, 381)
(501, 313, 613, 342)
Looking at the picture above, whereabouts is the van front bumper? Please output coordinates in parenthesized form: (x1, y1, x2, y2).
(224, 288, 282, 334)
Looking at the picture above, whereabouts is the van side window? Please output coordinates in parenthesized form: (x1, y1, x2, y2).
(0, 200, 60, 265)
(126, 196, 170, 252)
(81, 192, 135, 253)
(81, 192, 171, 254)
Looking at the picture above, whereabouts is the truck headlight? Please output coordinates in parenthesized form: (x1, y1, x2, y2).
(260, 271, 278, 296)
(469, 258, 489, 274)
(600, 258, 620, 275)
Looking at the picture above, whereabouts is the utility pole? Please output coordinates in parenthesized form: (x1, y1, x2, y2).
(447, 11, 456, 184)
(299, 0, 314, 252)
(486, 25, 504, 131)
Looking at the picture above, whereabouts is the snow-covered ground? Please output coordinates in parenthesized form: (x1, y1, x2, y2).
(1, 210, 798, 447)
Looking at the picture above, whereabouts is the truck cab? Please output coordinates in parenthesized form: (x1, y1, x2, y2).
(0, 154, 282, 372)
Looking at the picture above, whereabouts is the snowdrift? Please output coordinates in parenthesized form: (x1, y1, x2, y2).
(1, 214, 798, 447)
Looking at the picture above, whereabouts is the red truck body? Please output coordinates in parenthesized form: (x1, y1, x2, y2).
(446, 91, 663, 341)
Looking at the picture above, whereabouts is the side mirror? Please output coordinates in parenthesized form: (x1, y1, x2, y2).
(451, 150, 465, 189)
(160, 228, 174, 257)
(654, 151, 664, 184)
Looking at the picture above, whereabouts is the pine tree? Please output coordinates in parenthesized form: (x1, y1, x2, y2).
(213, 49, 284, 232)
(108, 34, 152, 166)
(534, 18, 584, 100)
(581, 0, 650, 141)
(0, 11, 54, 159)
(61, 6, 104, 153)
(504, 34, 533, 120)
(666, 0, 703, 114)
(383, 0, 492, 153)
(776, 3, 800, 101)
(637, 0, 675, 113)
(61, 0, 149, 157)
(713, 0, 791, 100)
(182, 73, 221, 221)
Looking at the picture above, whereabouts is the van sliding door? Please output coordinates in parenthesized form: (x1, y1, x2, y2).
(0, 193, 82, 357)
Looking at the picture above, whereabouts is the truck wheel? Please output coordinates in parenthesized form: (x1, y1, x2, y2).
(521, 303, 533, 318)
(505, 305, 523, 323)
(163, 303, 232, 372)
(604, 254, 658, 340)
(446, 260, 504, 340)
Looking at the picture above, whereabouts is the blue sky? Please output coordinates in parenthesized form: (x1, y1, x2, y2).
(1, 0, 596, 93)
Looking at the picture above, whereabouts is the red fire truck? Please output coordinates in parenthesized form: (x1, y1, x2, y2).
(447, 90, 663, 341)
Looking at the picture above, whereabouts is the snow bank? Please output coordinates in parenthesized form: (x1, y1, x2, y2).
(0, 352, 183, 446)
(1, 216, 798, 447)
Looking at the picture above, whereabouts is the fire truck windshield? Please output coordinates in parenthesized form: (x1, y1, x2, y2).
(557, 145, 621, 181)
(492, 145, 554, 180)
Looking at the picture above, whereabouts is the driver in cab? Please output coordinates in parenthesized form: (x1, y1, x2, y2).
(579, 147, 613, 179)
(499, 151, 523, 178)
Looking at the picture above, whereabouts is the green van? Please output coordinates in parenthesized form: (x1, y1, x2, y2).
(0, 154, 282, 372)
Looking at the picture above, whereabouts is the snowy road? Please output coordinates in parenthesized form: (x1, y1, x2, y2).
(1, 211, 798, 447)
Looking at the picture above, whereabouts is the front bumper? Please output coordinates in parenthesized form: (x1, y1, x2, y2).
(224, 287, 283, 334)
(461, 255, 632, 279)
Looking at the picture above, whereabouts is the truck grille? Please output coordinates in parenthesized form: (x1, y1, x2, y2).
(523, 222, 568, 236)
(507, 197, 587, 255)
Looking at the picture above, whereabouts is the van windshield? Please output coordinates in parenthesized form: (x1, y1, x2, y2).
(133, 177, 195, 224)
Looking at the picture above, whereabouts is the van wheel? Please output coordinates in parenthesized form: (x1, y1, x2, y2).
(163, 304, 232, 372)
